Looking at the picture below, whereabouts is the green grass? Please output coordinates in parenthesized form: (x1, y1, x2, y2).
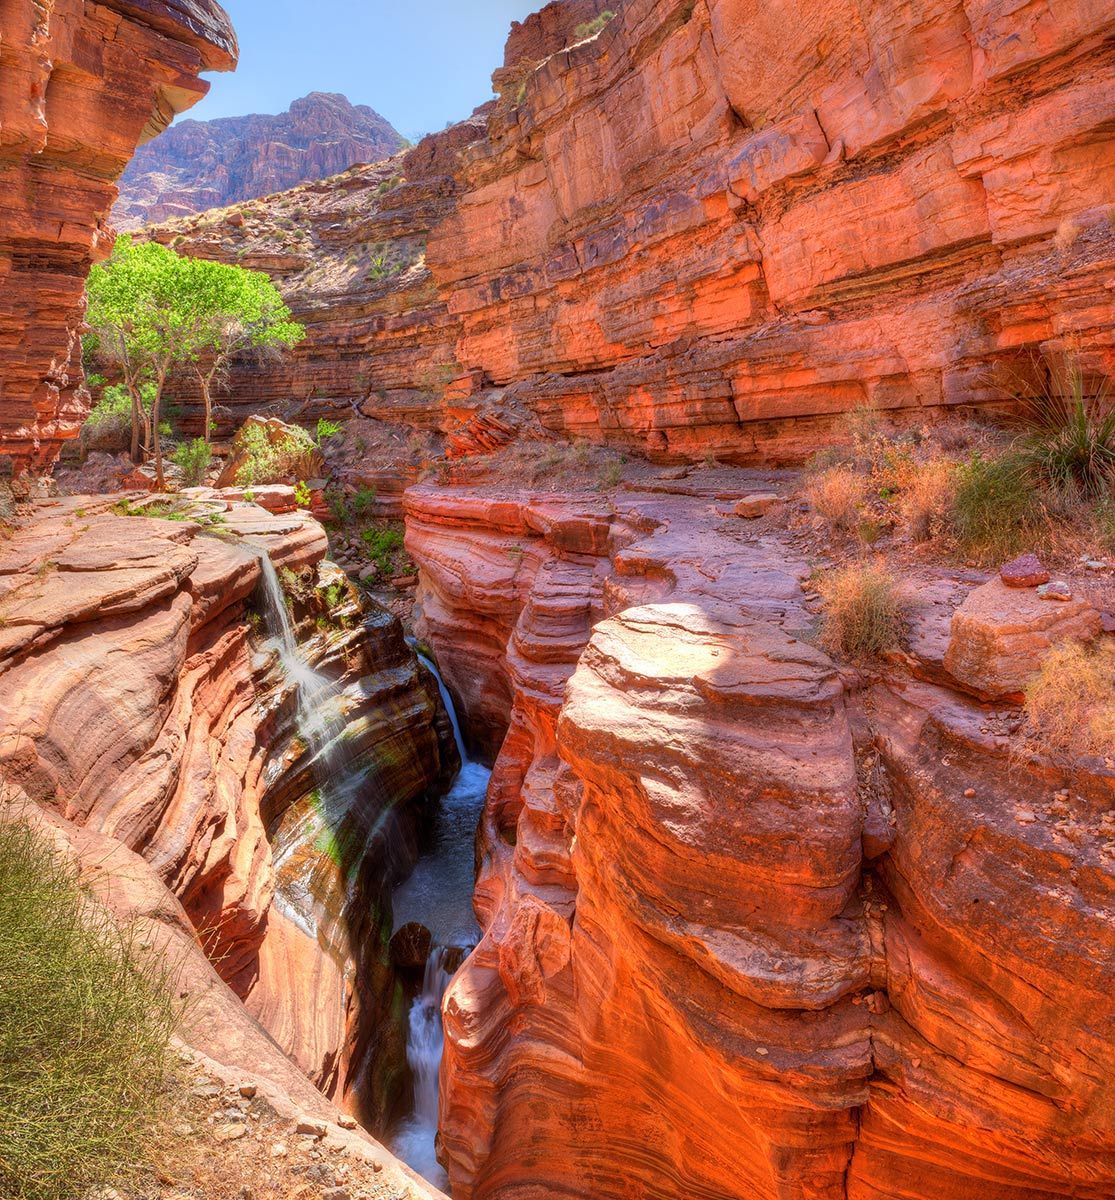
(573, 9, 615, 41)
(0, 818, 181, 1200)
(951, 453, 1045, 562)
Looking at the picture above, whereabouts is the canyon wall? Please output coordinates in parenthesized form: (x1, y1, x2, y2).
(151, 0, 1114, 464)
(405, 475, 1115, 1199)
(0, 493, 456, 1125)
(114, 91, 405, 229)
(0, 0, 236, 475)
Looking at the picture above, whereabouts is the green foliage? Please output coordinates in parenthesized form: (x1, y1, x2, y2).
(352, 485, 378, 520)
(170, 438, 212, 486)
(1013, 361, 1115, 498)
(573, 9, 616, 40)
(315, 418, 343, 446)
(951, 453, 1044, 562)
(0, 818, 180, 1200)
(85, 383, 150, 429)
(235, 424, 316, 487)
(360, 525, 406, 576)
(293, 480, 312, 509)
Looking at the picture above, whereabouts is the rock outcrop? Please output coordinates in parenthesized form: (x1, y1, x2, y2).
(0, 493, 456, 1125)
(403, 472, 1115, 1199)
(114, 92, 405, 228)
(149, 0, 1113, 467)
(0, 0, 236, 474)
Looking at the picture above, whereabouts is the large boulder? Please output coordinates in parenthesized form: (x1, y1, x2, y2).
(944, 578, 1102, 700)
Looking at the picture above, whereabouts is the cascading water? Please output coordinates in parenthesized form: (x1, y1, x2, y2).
(390, 651, 491, 1191)
(255, 551, 393, 935)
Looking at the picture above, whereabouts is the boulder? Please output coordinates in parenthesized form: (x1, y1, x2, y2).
(735, 493, 781, 519)
(999, 553, 1050, 588)
(944, 578, 1102, 699)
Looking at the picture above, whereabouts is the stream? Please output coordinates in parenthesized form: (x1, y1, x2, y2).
(389, 652, 491, 1191)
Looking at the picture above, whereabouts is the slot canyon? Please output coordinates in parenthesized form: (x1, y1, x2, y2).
(0, 2, 1113, 1200)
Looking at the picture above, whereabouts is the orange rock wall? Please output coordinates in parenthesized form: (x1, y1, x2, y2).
(0, 497, 454, 1123)
(0, 0, 235, 472)
(425, 0, 1115, 461)
(404, 481, 1115, 1199)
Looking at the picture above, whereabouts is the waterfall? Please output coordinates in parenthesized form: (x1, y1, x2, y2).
(391, 649, 492, 1192)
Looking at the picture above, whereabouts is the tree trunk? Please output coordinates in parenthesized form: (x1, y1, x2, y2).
(201, 374, 213, 444)
(129, 383, 143, 464)
(152, 370, 168, 490)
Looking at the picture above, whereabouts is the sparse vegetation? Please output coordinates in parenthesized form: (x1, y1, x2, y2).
(572, 9, 616, 41)
(951, 453, 1045, 562)
(805, 466, 868, 534)
(235, 423, 318, 487)
(171, 437, 213, 486)
(0, 817, 181, 1200)
(361, 524, 407, 577)
(1024, 641, 1115, 760)
(817, 561, 907, 658)
(293, 480, 313, 509)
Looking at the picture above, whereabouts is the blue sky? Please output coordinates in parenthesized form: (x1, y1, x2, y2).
(186, 0, 541, 141)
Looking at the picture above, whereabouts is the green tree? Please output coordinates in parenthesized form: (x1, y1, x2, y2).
(179, 257, 304, 444)
(86, 238, 304, 488)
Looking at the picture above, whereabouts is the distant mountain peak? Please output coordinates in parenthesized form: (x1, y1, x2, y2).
(113, 92, 404, 230)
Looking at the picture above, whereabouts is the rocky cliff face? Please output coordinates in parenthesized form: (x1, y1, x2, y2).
(114, 92, 405, 229)
(149, 0, 1113, 465)
(0, 0, 237, 475)
(403, 471, 1115, 1200)
(0, 493, 456, 1127)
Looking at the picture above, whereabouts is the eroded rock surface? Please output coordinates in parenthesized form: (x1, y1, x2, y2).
(0, 0, 236, 472)
(0, 494, 456, 1125)
(403, 473, 1115, 1199)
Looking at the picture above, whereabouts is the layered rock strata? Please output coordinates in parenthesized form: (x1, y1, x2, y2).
(114, 91, 404, 228)
(0, 0, 236, 472)
(403, 472, 1115, 1199)
(151, 0, 1114, 465)
(0, 493, 456, 1124)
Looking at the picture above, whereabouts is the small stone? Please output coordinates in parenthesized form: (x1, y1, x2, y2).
(735, 492, 780, 519)
(238, 1083, 257, 1099)
(999, 553, 1050, 588)
(755, 1046, 769, 1056)
(338, 1114, 357, 1130)
(1016, 809, 1038, 824)
(215, 1123, 248, 1143)
(296, 1117, 328, 1138)
(270, 1143, 288, 1158)
(1037, 580, 1073, 601)
(1085, 560, 1107, 571)
(190, 1083, 221, 1099)
(964, 788, 977, 798)
(322, 1190, 352, 1200)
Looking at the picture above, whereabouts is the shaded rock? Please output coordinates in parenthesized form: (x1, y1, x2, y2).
(389, 922, 432, 970)
(735, 493, 781, 519)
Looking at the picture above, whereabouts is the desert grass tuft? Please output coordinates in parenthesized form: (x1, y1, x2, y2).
(0, 818, 181, 1200)
(1024, 641, 1115, 761)
(818, 561, 907, 659)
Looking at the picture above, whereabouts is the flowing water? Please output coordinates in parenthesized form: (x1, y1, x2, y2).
(390, 652, 491, 1192)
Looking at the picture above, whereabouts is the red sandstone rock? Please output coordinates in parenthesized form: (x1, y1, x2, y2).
(404, 470, 1115, 1200)
(114, 92, 404, 229)
(999, 553, 1050, 588)
(944, 578, 1102, 700)
(0, 0, 236, 472)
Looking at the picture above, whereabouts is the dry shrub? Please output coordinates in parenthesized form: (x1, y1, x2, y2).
(818, 561, 907, 658)
(1024, 641, 1115, 760)
(805, 466, 867, 533)
(900, 459, 958, 542)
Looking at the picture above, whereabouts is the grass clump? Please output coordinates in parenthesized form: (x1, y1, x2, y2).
(0, 819, 180, 1200)
(818, 562, 907, 659)
(235, 423, 317, 487)
(1024, 641, 1115, 760)
(951, 453, 1045, 562)
(805, 466, 867, 534)
(573, 9, 616, 41)
(361, 524, 407, 576)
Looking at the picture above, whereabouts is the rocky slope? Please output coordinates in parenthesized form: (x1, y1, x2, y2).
(403, 468, 1115, 1199)
(114, 92, 406, 229)
(0, 0, 237, 475)
(147, 0, 1114, 465)
(0, 492, 457, 1133)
